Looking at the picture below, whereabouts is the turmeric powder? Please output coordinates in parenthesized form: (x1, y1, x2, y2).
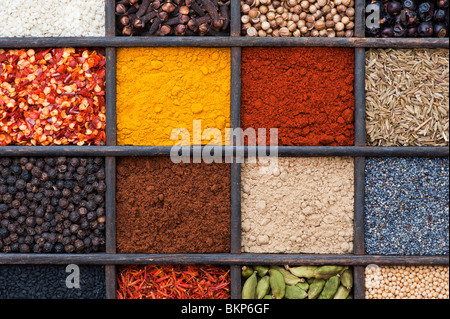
(116, 47, 231, 146)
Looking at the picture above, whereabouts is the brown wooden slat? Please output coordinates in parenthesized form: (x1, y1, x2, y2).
(1, 146, 448, 157)
(0, 253, 447, 266)
(0, 37, 448, 48)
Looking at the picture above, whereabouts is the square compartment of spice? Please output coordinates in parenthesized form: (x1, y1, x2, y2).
(364, 0, 449, 38)
(241, 47, 354, 146)
(241, 157, 354, 254)
(116, 157, 231, 253)
(365, 48, 449, 147)
(365, 265, 449, 299)
(0, 265, 106, 299)
(0, 0, 105, 37)
(115, 0, 230, 36)
(364, 157, 449, 256)
(117, 265, 231, 299)
(241, 0, 355, 37)
(0, 48, 106, 146)
(116, 47, 231, 146)
(0, 156, 107, 253)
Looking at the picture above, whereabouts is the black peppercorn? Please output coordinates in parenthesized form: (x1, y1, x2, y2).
(11, 199, 21, 209)
(30, 177, 40, 186)
(11, 243, 20, 252)
(96, 169, 105, 180)
(62, 189, 71, 198)
(64, 171, 73, 181)
(64, 244, 75, 253)
(25, 217, 36, 227)
(43, 242, 53, 253)
(94, 157, 103, 166)
(86, 174, 96, 184)
(1, 219, 9, 228)
(55, 157, 66, 166)
(77, 167, 86, 175)
(54, 243, 64, 252)
(48, 168, 57, 180)
(63, 181, 75, 190)
(90, 221, 98, 230)
(70, 158, 80, 168)
(1, 156, 106, 253)
(2, 193, 13, 204)
(36, 237, 45, 247)
(70, 224, 80, 234)
(0, 227, 10, 238)
(57, 165, 67, 173)
(0, 203, 8, 213)
(86, 164, 95, 175)
(46, 233, 56, 244)
(19, 243, 30, 253)
(79, 207, 88, 216)
(41, 221, 51, 232)
(25, 162, 34, 171)
(18, 205, 28, 216)
(96, 182, 106, 193)
(62, 228, 71, 237)
(58, 198, 69, 209)
(74, 239, 85, 251)
(0, 184, 8, 194)
(86, 211, 97, 222)
(97, 223, 105, 232)
(15, 192, 25, 201)
(31, 167, 42, 178)
(80, 219, 90, 230)
(0, 158, 11, 166)
(11, 164, 21, 175)
(72, 185, 81, 195)
(84, 184, 94, 194)
(69, 211, 80, 223)
(55, 180, 64, 190)
(26, 227, 36, 236)
(6, 175, 16, 185)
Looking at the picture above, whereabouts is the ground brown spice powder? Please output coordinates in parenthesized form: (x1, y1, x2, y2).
(116, 157, 231, 253)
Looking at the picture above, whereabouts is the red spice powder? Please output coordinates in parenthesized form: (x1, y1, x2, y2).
(241, 47, 355, 146)
(116, 157, 231, 254)
(117, 265, 231, 299)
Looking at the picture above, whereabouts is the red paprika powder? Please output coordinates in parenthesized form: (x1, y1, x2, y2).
(241, 47, 355, 146)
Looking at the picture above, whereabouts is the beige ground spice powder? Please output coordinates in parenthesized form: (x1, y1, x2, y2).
(241, 157, 354, 254)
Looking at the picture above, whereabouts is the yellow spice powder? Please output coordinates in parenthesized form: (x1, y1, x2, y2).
(117, 47, 231, 146)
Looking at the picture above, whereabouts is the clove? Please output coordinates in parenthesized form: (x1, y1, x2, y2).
(134, 11, 157, 28)
(166, 14, 190, 25)
(200, 0, 221, 29)
(219, 1, 229, 31)
(189, 0, 207, 16)
(175, 24, 187, 35)
(116, 0, 230, 36)
(122, 25, 133, 36)
(116, 3, 127, 15)
(136, 0, 151, 17)
(148, 17, 162, 34)
(158, 24, 172, 35)
(161, 2, 176, 13)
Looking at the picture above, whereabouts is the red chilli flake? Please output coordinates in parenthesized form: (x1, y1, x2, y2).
(116, 265, 231, 299)
(0, 48, 106, 146)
